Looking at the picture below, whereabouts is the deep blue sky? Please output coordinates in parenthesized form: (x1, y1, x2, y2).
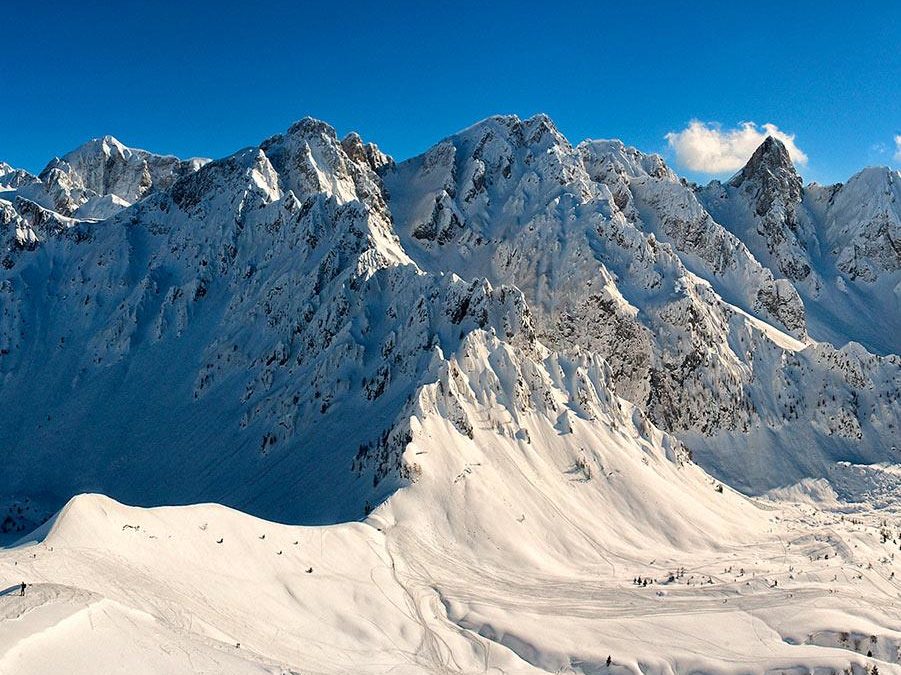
(2, 1, 898, 184)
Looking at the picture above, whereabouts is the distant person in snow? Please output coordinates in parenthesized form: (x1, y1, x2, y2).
(19, 581, 26, 596)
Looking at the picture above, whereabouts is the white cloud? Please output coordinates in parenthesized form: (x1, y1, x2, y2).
(665, 120, 808, 174)
(894, 135, 901, 162)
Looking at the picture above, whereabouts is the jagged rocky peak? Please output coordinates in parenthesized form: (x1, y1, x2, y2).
(576, 137, 808, 338)
(729, 136, 802, 206)
(341, 132, 394, 174)
(257, 117, 384, 205)
(0, 162, 38, 190)
(699, 136, 814, 283)
(34, 135, 209, 216)
(161, 116, 410, 275)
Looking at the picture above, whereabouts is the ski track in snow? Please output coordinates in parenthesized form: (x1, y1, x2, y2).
(2, 487, 901, 674)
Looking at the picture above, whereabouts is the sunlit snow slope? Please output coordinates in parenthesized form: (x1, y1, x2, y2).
(3, 390, 901, 673)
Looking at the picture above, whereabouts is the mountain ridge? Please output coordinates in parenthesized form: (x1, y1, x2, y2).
(0, 115, 898, 532)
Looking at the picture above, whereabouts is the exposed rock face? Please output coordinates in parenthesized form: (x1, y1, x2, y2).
(730, 137, 802, 207)
(341, 132, 395, 174)
(725, 137, 811, 281)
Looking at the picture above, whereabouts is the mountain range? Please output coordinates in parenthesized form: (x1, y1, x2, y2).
(1, 115, 900, 673)
(1, 114, 898, 524)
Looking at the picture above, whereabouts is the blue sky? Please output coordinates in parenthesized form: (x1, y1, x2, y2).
(2, 1, 898, 184)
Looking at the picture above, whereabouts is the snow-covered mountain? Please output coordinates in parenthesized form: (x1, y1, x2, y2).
(0, 163, 36, 191)
(4, 135, 209, 223)
(0, 137, 211, 277)
(386, 115, 899, 492)
(700, 140, 901, 355)
(0, 115, 898, 521)
(1, 115, 900, 673)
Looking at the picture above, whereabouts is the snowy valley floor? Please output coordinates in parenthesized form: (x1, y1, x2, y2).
(2, 469, 901, 674)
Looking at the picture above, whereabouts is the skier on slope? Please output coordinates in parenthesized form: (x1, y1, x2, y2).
(19, 581, 26, 596)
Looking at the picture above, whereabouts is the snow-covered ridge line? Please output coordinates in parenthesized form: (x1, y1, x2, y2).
(1, 135, 210, 224)
(0, 112, 898, 524)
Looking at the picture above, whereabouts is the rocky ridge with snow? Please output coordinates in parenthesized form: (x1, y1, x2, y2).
(0, 115, 898, 524)
(700, 140, 901, 355)
(386, 116, 899, 489)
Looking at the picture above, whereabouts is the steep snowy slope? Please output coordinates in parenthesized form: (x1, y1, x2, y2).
(824, 168, 901, 281)
(3, 366, 901, 673)
(0, 118, 547, 528)
(700, 141, 901, 355)
(5, 316, 901, 673)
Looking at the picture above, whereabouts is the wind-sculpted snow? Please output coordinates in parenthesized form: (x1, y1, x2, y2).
(4, 373, 901, 672)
